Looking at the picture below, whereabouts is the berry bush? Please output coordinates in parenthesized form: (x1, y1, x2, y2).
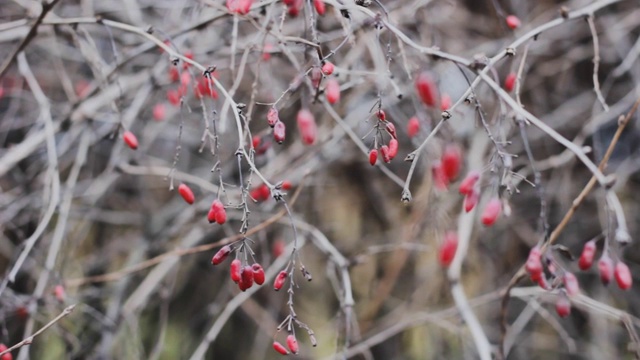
(0, 0, 639, 359)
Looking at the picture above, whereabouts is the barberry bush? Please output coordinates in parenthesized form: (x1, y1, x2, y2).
(0, 0, 639, 359)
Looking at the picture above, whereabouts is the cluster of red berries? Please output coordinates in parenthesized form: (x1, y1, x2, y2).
(458, 170, 502, 226)
(211, 246, 265, 291)
(250, 181, 292, 203)
(207, 199, 227, 224)
(273, 334, 299, 355)
(367, 110, 399, 166)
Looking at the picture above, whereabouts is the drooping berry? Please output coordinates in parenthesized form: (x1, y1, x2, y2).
(369, 149, 378, 166)
(325, 78, 340, 104)
(459, 171, 480, 195)
(287, 334, 299, 354)
(438, 231, 458, 267)
(252, 264, 265, 285)
(167, 88, 181, 106)
(385, 122, 397, 139)
(380, 145, 391, 163)
(314, 0, 325, 15)
(252, 135, 262, 150)
(153, 103, 166, 121)
(274, 270, 288, 291)
(273, 341, 289, 355)
(297, 109, 317, 145)
(481, 198, 501, 226)
(321, 61, 334, 75)
(615, 262, 633, 290)
(376, 109, 386, 121)
(563, 272, 579, 296)
(407, 116, 420, 138)
(506, 15, 521, 30)
(525, 247, 543, 279)
(178, 184, 195, 204)
(504, 73, 517, 92)
(267, 107, 279, 127)
(578, 240, 596, 271)
(598, 255, 613, 285)
(555, 296, 571, 318)
(212, 245, 232, 265)
(230, 259, 242, 283)
(388, 139, 399, 160)
(273, 121, 286, 144)
(415, 71, 439, 107)
(310, 67, 323, 87)
(463, 189, 479, 212)
(180, 71, 191, 87)
(168, 67, 179, 82)
(441, 144, 461, 180)
(209, 200, 226, 224)
(239, 265, 254, 291)
(123, 131, 139, 150)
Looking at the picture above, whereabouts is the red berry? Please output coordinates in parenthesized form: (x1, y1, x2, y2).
(212, 245, 232, 265)
(441, 144, 461, 180)
(388, 139, 399, 160)
(153, 103, 166, 121)
(286, 334, 299, 354)
(53, 285, 65, 302)
(438, 231, 458, 267)
(598, 255, 613, 285)
(376, 109, 386, 121)
(314, 0, 325, 15)
(169, 67, 179, 82)
(615, 262, 632, 290)
(385, 122, 397, 139)
(325, 78, 340, 104)
(274, 270, 288, 291)
(481, 198, 501, 226)
(525, 247, 543, 279)
(227, 0, 252, 14)
(432, 161, 449, 190)
(123, 131, 138, 150)
(267, 107, 279, 127)
(407, 116, 420, 138)
(252, 264, 265, 285)
(578, 240, 596, 271)
(321, 61, 334, 75)
(230, 259, 242, 283)
(183, 50, 194, 69)
(506, 15, 521, 30)
(273, 341, 289, 355)
(440, 93, 451, 111)
(310, 67, 322, 87)
(239, 265, 254, 291)
(415, 71, 439, 107)
(215, 207, 227, 224)
(180, 71, 191, 87)
(463, 189, 479, 213)
(281, 180, 293, 190)
(369, 149, 378, 166)
(207, 208, 217, 223)
(178, 184, 195, 204)
(297, 109, 317, 145)
(273, 121, 286, 144)
(195, 77, 218, 99)
(256, 184, 271, 201)
(563, 272, 579, 296)
(0, 344, 10, 360)
(380, 145, 391, 163)
(167, 88, 181, 106)
(555, 296, 571, 318)
(252, 135, 261, 150)
(459, 171, 480, 195)
(504, 73, 517, 92)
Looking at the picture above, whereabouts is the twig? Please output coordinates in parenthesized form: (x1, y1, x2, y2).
(587, 14, 610, 112)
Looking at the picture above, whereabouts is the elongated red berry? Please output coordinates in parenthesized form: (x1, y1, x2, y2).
(441, 144, 461, 180)
(615, 262, 632, 290)
(153, 103, 166, 121)
(178, 184, 195, 204)
(578, 240, 596, 271)
(415, 72, 439, 107)
(310, 67, 322, 87)
(598, 255, 613, 285)
(274, 270, 288, 291)
(273, 341, 289, 355)
(506, 15, 521, 30)
(463, 189, 479, 212)
(195, 77, 218, 99)
(273, 121, 286, 144)
(167, 88, 181, 106)
(504, 73, 516, 92)
(239, 265, 254, 291)
(380, 145, 391, 163)
(325, 78, 340, 104)
(556, 296, 571, 318)
(376, 109, 386, 121)
(230, 259, 242, 283)
(287, 334, 299, 354)
(180, 71, 191, 87)
(252, 264, 265, 285)
(563, 272, 579, 296)
(267, 107, 279, 127)
(281, 180, 293, 190)
(0, 344, 11, 360)
(314, 0, 325, 15)
(297, 109, 317, 145)
(210, 200, 226, 224)
(53, 285, 65, 302)
(169, 67, 179, 82)
(212, 245, 232, 265)
(252, 135, 261, 150)
(388, 139, 399, 160)
(438, 231, 458, 267)
(369, 149, 378, 166)
(215, 207, 227, 224)
(459, 171, 480, 195)
(407, 116, 420, 138)
(432, 161, 449, 190)
(481, 198, 501, 226)
(440, 93, 451, 111)
(123, 131, 138, 150)
(525, 247, 543, 279)
(321, 61, 334, 75)
(385, 122, 397, 139)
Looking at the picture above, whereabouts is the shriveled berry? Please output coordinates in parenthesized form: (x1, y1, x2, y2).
(578, 240, 596, 271)
(598, 255, 613, 285)
(415, 71, 439, 107)
(369, 149, 378, 166)
(506, 15, 521, 30)
(380, 145, 391, 163)
(321, 61, 334, 75)
(267, 107, 279, 127)
(438, 231, 458, 267)
(563, 272, 579, 296)
(297, 109, 317, 145)
(273, 121, 286, 144)
(388, 139, 399, 160)
(459, 171, 480, 195)
(274, 270, 288, 291)
(556, 296, 571, 318)
(252, 264, 265, 285)
(287, 334, 299, 354)
(178, 184, 195, 204)
(504, 73, 517, 92)
(407, 116, 420, 138)
(481, 198, 501, 226)
(615, 262, 632, 290)
(325, 78, 340, 104)
(123, 131, 138, 150)
(273, 341, 289, 355)
(230, 259, 242, 283)
(212, 245, 232, 265)
(441, 144, 461, 180)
